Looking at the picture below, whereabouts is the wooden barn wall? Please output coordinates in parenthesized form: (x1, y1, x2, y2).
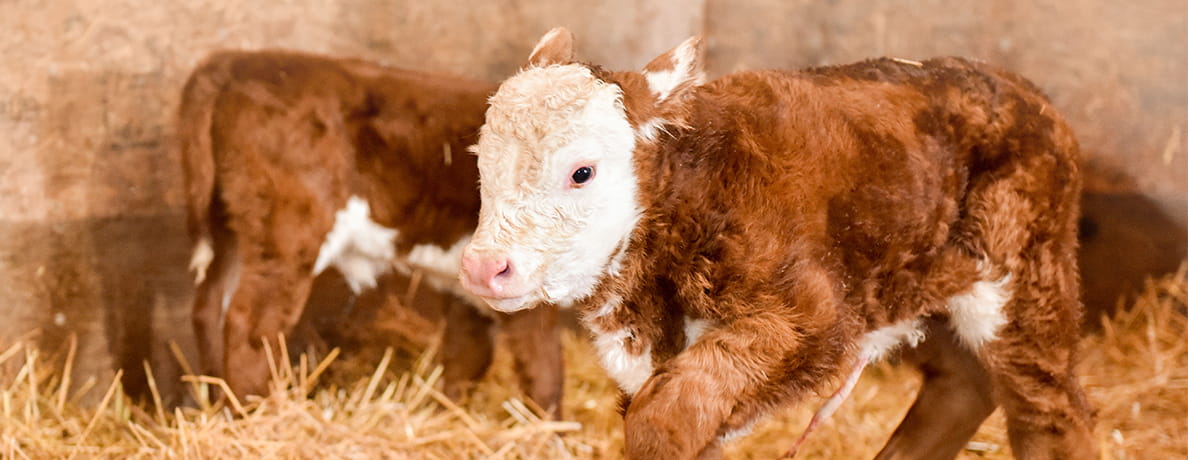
(703, 0, 1187, 218)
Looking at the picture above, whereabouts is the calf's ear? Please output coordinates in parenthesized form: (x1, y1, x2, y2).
(642, 36, 706, 103)
(527, 27, 575, 67)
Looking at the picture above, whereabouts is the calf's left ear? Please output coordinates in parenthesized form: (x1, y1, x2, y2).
(642, 36, 706, 103)
(527, 27, 575, 67)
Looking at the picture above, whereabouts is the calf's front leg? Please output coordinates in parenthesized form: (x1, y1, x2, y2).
(441, 297, 495, 401)
(501, 304, 564, 418)
(624, 310, 851, 460)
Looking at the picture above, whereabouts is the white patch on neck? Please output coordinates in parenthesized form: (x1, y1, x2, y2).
(684, 317, 714, 349)
(313, 196, 398, 294)
(860, 318, 926, 362)
(591, 327, 653, 396)
(948, 269, 1012, 350)
(190, 237, 214, 285)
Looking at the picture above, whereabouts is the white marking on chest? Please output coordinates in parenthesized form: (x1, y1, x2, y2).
(313, 196, 398, 294)
(190, 237, 214, 285)
(860, 318, 926, 362)
(948, 270, 1012, 350)
(592, 327, 654, 396)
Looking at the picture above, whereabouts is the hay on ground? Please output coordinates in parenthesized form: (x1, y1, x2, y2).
(1, 266, 1185, 459)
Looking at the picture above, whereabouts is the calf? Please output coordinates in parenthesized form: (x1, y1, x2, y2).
(459, 29, 1096, 459)
(177, 50, 562, 414)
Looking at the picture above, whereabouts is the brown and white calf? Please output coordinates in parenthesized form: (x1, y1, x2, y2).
(459, 29, 1096, 459)
(177, 50, 562, 414)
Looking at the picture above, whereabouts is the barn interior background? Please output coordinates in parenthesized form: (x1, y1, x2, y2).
(0, 0, 1184, 458)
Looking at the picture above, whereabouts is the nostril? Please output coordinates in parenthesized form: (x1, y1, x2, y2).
(493, 261, 511, 279)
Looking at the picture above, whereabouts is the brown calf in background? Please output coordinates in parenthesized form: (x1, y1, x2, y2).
(176, 50, 562, 414)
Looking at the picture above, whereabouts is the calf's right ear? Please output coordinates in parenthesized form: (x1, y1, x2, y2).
(642, 36, 706, 103)
(527, 27, 575, 67)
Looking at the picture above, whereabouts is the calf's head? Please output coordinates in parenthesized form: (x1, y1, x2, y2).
(459, 28, 705, 312)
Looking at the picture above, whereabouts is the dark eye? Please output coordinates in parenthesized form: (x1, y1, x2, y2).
(570, 166, 594, 186)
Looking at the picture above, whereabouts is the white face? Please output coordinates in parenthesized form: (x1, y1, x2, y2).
(461, 64, 642, 312)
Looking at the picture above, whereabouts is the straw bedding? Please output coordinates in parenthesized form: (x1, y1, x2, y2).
(1, 267, 1184, 459)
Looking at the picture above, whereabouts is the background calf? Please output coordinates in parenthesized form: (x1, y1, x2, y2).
(177, 50, 562, 414)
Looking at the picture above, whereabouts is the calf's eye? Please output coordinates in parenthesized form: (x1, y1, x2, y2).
(570, 166, 594, 186)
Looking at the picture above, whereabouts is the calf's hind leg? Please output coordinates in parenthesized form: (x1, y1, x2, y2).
(191, 234, 238, 379)
(874, 317, 996, 460)
(960, 157, 1096, 458)
(976, 259, 1096, 460)
(222, 250, 319, 399)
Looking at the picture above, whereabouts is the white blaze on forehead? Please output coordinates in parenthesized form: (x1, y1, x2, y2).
(313, 196, 398, 294)
(470, 63, 642, 307)
(479, 64, 628, 187)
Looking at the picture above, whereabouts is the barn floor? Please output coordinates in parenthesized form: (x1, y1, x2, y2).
(1, 268, 1185, 459)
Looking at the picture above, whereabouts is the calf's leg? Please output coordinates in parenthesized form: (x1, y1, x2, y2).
(959, 157, 1096, 459)
(874, 317, 997, 460)
(222, 257, 317, 399)
(192, 230, 238, 379)
(976, 266, 1096, 460)
(441, 297, 495, 401)
(624, 305, 850, 460)
(501, 304, 564, 418)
